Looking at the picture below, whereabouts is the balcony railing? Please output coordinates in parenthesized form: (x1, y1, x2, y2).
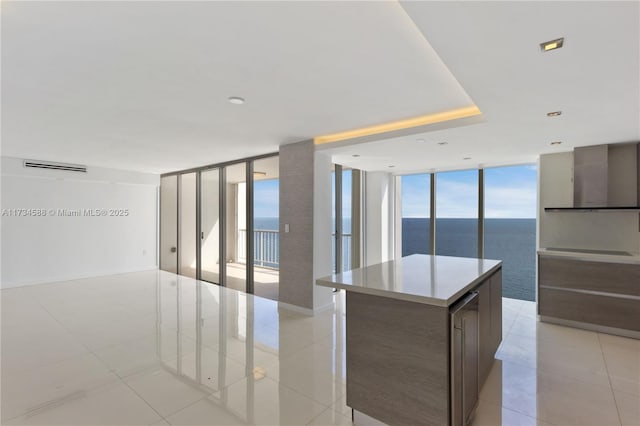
(238, 229, 280, 269)
(332, 233, 353, 273)
(237, 230, 353, 271)
(253, 229, 279, 268)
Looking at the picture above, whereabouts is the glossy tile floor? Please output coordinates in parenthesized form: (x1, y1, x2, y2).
(1, 271, 638, 425)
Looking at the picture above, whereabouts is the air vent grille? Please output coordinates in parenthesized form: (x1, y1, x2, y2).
(24, 160, 87, 173)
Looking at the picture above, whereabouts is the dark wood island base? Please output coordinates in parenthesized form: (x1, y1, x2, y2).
(346, 292, 450, 426)
(317, 255, 503, 426)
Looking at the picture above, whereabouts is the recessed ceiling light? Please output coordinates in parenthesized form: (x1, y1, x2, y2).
(547, 111, 562, 117)
(388, 165, 395, 168)
(437, 142, 448, 146)
(540, 38, 564, 52)
(352, 154, 360, 157)
(228, 96, 245, 105)
(550, 141, 563, 145)
(463, 157, 472, 160)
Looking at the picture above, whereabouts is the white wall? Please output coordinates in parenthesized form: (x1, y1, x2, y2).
(1, 157, 159, 288)
(364, 171, 395, 265)
(539, 152, 640, 254)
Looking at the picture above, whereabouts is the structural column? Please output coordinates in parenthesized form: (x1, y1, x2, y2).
(279, 140, 332, 312)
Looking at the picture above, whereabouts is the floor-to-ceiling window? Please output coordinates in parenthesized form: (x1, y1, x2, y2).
(332, 165, 362, 273)
(400, 173, 431, 256)
(332, 167, 337, 273)
(435, 169, 478, 258)
(341, 168, 353, 271)
(484, 165, 537, 301)
(252, 156, 279, 301)
(395, 165, 537, 301)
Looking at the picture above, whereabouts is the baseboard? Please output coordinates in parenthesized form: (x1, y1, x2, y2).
(0, 266, 159, 290)
(278, 300, 335, 316)
(539, 315, 640, 340)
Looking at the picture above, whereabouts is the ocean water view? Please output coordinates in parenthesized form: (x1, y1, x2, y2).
(253, 217, 536, 301)
(254, 217, 279, 231)
(403, 218, 536, 301)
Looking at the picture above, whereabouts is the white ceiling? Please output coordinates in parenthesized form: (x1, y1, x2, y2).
(328, 1, 640, 174)
(1, 1, 473, 174)
(2, 1, 638, 175)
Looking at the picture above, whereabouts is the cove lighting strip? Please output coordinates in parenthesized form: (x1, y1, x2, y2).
(314, 105, 481, 145)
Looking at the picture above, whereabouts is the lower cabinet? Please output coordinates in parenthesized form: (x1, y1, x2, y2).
(539, 287, 640, 331)
(478, 282, 492, 385)
(538, 256, 640, 333)
(478, 269, 503, 386)
(490, 271, 503, 354)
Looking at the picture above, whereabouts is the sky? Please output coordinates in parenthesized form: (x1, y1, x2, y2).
(254, 169, 352, 219)
(402, 164, 537, 218)
(253, 179, 279, 218)
(253, 164, 537, 219)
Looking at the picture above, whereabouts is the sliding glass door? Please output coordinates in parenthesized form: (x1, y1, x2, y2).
(252, 156, 279, 301)
(179, 173, 197, 278)
(201, 168, 221, 284)
(160, 155, 281, 300)
(160, 175, 178, 273)
(223, 163, 247, 293)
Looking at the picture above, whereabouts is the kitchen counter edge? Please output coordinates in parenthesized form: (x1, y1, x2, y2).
(538, 248, 640, 265)
(316, 260, 502, 308)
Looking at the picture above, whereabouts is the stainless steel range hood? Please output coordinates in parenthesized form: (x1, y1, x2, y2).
(546, 142, 640, 211)
(573, 145, 609, 207)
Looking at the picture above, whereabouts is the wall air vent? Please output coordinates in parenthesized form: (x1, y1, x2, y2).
(23, 160, 87, 173)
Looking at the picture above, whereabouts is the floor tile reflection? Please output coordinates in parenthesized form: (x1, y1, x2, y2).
(1, 270, 638, 425)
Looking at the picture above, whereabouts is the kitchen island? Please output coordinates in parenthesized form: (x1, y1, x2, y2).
(317, 254, 502, 426)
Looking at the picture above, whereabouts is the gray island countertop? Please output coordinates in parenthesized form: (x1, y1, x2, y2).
(316, 254, 502, 307)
